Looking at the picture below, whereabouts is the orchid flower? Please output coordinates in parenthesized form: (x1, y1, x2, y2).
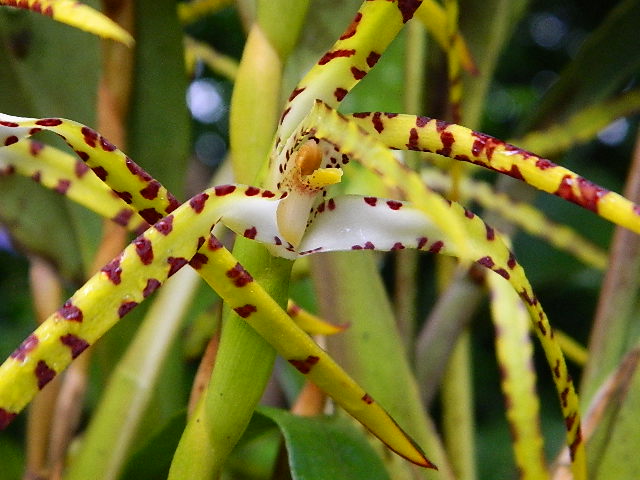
(2, 1, 640, 478)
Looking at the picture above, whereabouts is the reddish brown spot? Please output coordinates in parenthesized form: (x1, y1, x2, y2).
(226, 263, 254, 287)
(140, 180, 161, 200)
(93, 166, 108, 180)
(535, 158, 554, 170)
(464, 209, 475, 219)
(397, 0, 421, 22)
(244, 226, 257, 239)
(245, 186, 260, 196)
(81, 126, 98, 147)
(366, 51, 381, 68)
(327, 198, 336, 210)
(0, 409, 17, 430)
(477, 256, 495, 269)
(555, 175, 608, 212)
(59, 301, 83, 322)
(166, 194, 180, 213)
(134, 237, 154, 265)
(207, 236, 223, 250)
(101, 256, 123, 284)
(352, 112, 370, 118)
(139, 208, 163, 224)
(234, 304, 258, 318)
(334, 87, 348, 101)
(351, 245, 363, 250)
(485, 224, 495, 241)
(4, 135, 18, 146)
(11, 334, 39, 361)
(340, 12, 362, 40)
(167, 257, 188, 276)
(288, 87, 306, 102)
(364, 241, 375, 249)
(364, 197, 377, 206)
(417, 237, 428, 249)
(553, 360, 561, 378)
(125, 157, 152, 181)
(154, 215, 174, 235)
(507, 251, 517, 269)
(215, 184, 236, 196)
(504, 164, 524, 180)
(495, 268, 510, 279)
(351, 66, 366, 80)
(262, 190, 276, 198)
(387, 200, 402, 210)
(189, 252, 209, 269)
(560, 387, 569, 408)
(118, 301, 138, 318)
(288, 355, 320, 374)
(74, 160, 89, 178)
(416, 116, 429, 128)
(316, 201, 326, 213)
(35, 118, 62, 126)
(189, 192, 209, 213)
(520, 289, 538, 306)
(0, 120, 19, 127)
(537, 320, 547, 336)
(318, 49, 356, 65)
(143, 278, 161, 298)
(362, 393, 374, 404)
(569, 427, 582, 461)
(29, 140, 44, 156)
(54, 179, 70, 194)
(60, 334, 89, 359)
(280, 107, 292, 124)
(100, 137, 116, 151)
(391, 242, 405, 250)
(406, 127, 419, 149)
(75, 150, 91, 161)
(112, 209, 134, 227)
(437, 130, 455, 157)
(429, 241, 444, 253)
(372, 112, 384, 133)
(115, 190, 133, 204)
(35, 360, 56, 389)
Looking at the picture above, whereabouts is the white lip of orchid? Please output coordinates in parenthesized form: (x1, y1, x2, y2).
(276, 140, 343, 247)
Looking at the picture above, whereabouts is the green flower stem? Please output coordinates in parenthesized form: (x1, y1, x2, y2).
(311, 252, 455, 480)
(64, 267, 200, 480)
(169, 239, 292, 479)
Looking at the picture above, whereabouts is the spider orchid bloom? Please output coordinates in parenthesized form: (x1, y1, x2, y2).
(3, 0, 640, 477)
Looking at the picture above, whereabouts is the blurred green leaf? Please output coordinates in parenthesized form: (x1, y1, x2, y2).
(257, 407, 391, 480)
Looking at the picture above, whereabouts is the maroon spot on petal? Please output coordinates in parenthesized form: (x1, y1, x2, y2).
(495, 268, 510, 279)
(74, 160, 89, 178)
(35, 360, 56, 389)
(364, 241, 375, 249)
(429, 241, 444, 253)
(316, 201, 326, 213)
(366, 51, 381, 68)
(189, 252, 209, 269)
(288, 87, 306, 102)
(464, 209, 475, 219)
(93, 166, 108, 180)
(167, 257, 188, 276)
(207, 236, 223, 250)
(29, 127, 42, 136)
(245, 186, 260, 196)
(327, 198, 336, 210)
(215, 184, 236, 196)
(58, 301, 83, 322)
(334, 87, 348, 101)
(115, 190, 133, 204)
(364, 197, 377, 206)
(351, 66, 366, 80)
(154, 215, 174, 235)
(555, 175, 608, 213)
(11, 334, 39, 362)
(485, 224, 495, 241)
(189, 192, 209, 213)
(504, 164, 524, 180)
(125, 157, 152, 181)
(436, 130, 455, 157)
(244, 226, 257, 239)
(226, 262, 254, 287)
(406, 127, 419, 150)
(54, 179, 71, 194)
(340, 11, 362, 40)
(417, 237, 428, 249)
(279, 107, 292, 124)
(112, 208, 134, 227)
(234, 304, 257, 318)
(140, 180, 161, 200)
(143, 278, 161, 298)
(560, 388, 569, 409)
(29, 140, 44, 156)
(118, 301, 138, 318)
(565, 412, 577, 432)
(101, 255, 123, 284)
(0, 409, 17, 430)
(100, 136, 116, 151)
(535, 158, 554, 170)
(372, 112, 384, 133)
(477, 256, 495, 269)
(397, 0, 421, 22)
(553, 360, 561, 379)
(0, 120, 19, 127)
(288, 355, 320, 374)
(391, 242, 405, 250)
(352, 112, 370, 118)
(507, 251, 517, 269)
(139, 208, 163, 224)
(59, 334, 89, 359)
(35, 118, 62, 126)
(386, 200, 402, 210)
(416, 116, 429, 127)
(165, 194, 181, 213)
(520, 289, 538, 306)
(4, 135, 18, 146)
(274, 236, 282, 245)
(362, 393, 374, 404)
(351, 245, 363, 250)
(134, 237, 154, 265)
(318, 49, 356, 65)
(81, 126, 98, 147)
(262, 190, 276, 198)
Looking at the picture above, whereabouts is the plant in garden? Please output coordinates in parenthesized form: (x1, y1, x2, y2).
(1, 0, 640, 479)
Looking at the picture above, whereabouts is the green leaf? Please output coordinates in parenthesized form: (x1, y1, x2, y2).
(257, 407, 391, 480)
